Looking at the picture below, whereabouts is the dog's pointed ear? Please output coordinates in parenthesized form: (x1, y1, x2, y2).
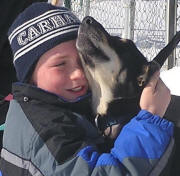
(137, 64, 150, 87)
(137, 61, 160, 87)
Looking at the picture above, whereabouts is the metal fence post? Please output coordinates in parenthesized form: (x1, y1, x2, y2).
(64, 0, 71, 9)
(80, 0, 83, 8)
(166, 0, 177, 69)
(84, 0, 90, 17)
(123, 0, 135, 40)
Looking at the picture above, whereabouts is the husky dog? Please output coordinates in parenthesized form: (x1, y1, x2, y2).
(76, 16, 180, 138)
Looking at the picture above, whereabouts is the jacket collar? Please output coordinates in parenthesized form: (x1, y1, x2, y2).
(12, 82, 93, 118)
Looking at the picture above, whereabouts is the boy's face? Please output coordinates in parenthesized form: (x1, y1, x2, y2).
(31, 40, 88, 101)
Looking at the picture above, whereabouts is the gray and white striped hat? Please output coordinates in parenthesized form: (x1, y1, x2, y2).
(8, 2, 80, 82)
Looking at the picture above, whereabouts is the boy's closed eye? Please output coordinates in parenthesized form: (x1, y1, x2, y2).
(48, 55, 67, 68)
(54, 61, 66, 67)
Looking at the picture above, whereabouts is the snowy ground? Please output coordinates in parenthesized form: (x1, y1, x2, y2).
(160, 67, 180, 96)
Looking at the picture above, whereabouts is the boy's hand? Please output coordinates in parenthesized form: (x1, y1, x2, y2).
(140, 71, 171, 117)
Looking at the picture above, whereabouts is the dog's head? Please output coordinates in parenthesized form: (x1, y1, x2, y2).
(76, 16, 161, 114)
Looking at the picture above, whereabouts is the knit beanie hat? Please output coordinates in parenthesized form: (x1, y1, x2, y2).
(8, 2, 80, 82)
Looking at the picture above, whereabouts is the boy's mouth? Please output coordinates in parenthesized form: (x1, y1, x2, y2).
(70, 86, 87, 98)
(71, 86, 84, 92)
(67, 85, 88, 94)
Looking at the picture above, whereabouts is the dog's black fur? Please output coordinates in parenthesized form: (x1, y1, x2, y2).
(76, 16, 180, 175)
(77, 16, 180, 124)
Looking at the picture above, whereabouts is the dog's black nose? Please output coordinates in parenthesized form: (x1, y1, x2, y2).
(84, 17, 93, 25)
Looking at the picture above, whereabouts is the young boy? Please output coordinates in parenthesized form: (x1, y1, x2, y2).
(0, 2, 174, 176)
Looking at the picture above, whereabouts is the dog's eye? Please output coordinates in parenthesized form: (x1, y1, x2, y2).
(89, 48, 109, 62)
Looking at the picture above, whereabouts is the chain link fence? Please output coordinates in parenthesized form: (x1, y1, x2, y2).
(62, 0, 180, 70)
(134, 0, 166, 63)
(72, 0, 125, 36)
(176, 0, 180, 66)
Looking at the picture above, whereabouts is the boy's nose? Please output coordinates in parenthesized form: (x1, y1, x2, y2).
(70, 67, 85, 80)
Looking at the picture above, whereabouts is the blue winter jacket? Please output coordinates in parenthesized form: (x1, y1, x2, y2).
(0, 83, 174, 176)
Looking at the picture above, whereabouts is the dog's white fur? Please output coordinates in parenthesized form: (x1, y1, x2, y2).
(79, 41, 121, 115)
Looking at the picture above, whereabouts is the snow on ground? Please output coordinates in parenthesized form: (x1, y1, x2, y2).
(160, 67, 180, 96)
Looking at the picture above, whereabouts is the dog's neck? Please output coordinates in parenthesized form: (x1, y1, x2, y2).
(80, 57, 114, 115)
(95, 83, 113, 115)
(88, 73, 114, 115)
